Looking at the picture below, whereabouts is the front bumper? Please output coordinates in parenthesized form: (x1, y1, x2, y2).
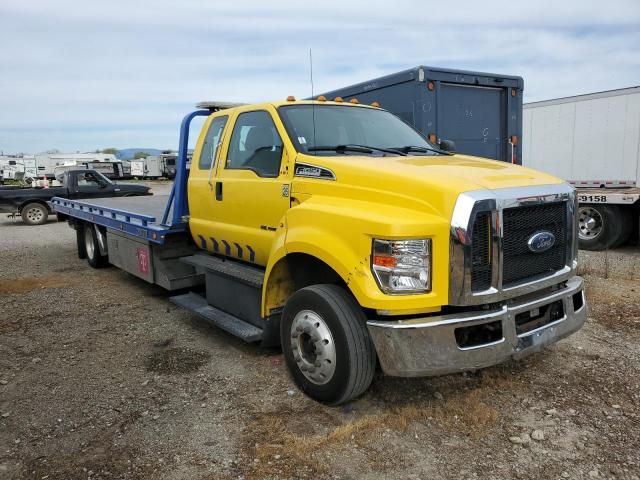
(367, 276, 586, 377)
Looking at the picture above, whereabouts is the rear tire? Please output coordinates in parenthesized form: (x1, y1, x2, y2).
(578, 205, 628, 251)
(76, 226, 87, 259)
(281, 284, 376, 405)
(84, 225, 109, 268)
(21, 202, 49, 225)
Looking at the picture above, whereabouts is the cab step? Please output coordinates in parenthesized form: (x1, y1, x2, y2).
(180, 253, 265, 329)
(170, 292, 263, 342)
(181, 253, 264, 288)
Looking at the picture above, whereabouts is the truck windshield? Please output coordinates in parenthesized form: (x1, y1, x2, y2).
(278, 104, 441, 156)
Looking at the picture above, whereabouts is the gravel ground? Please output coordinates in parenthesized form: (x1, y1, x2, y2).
(0, 195, 639, 479)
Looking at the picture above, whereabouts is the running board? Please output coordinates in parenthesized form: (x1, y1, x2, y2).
(170, 292, 263, 343)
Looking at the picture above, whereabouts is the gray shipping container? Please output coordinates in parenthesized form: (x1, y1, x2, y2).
(320, 66, 524, 163)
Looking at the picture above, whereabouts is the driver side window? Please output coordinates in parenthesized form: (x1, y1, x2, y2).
(77, 172, 101, 187)
(227, 111, 283, 178)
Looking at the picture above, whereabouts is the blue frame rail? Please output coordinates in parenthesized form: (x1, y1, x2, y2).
(51, 197, 185, 244)
(51, 108, 216, 244)
(162, 109, 212, 226)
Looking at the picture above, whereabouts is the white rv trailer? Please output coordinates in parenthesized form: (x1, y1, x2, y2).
(35, 153, 122, 178)
(130, 154, 177, 179)
(0, 156, 37, 182)
(523, 86, 640, 250)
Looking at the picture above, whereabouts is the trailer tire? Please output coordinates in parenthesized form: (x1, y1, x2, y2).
(84, 225, 109, 268)
(281, 284, 376, 405)
(21, 202, 49, 226)
(612, 207, 633, 248)
(578, 205, 629, 251)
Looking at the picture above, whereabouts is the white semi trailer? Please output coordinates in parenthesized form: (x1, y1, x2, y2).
(523, 86, 640, 250)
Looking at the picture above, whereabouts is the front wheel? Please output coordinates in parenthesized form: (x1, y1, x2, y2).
(281, 284, 376, 405)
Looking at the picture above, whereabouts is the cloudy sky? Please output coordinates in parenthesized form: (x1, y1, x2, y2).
(1, 0, 639, 154)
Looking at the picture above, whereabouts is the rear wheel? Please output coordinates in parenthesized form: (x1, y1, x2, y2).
(21, 202, 49, 225)
(281, 284, 376, 405)
(76, 226, 87, 259)
(578, 205, 631, 251)
(84, 225, 109, 268)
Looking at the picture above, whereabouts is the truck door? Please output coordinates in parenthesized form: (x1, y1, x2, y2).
(71, 171, 112, 199)
(189, 108, 291, 266)
(437, 83, 505, 161)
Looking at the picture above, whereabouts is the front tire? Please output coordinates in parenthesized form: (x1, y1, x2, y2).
(84, 225, 109, 268)
(281, 284, 376, 405)
(21, 202, 49, 225)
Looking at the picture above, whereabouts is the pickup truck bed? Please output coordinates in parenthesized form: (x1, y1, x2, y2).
(52, 194, 185, 245)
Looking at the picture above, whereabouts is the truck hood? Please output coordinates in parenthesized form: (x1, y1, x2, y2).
(291, 153, 565, 217)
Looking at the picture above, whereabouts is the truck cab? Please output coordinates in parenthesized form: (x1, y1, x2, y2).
(185, 99, 586, 403)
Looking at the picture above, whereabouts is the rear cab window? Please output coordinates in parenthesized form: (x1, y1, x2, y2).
(199, 116, 228, 170)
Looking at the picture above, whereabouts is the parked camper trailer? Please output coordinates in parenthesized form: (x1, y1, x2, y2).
(130, 154, 177, 179)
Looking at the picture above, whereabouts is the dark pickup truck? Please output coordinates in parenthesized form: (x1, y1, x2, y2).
(0, 169, 151, 225)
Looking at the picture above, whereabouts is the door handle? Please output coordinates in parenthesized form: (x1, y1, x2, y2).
(215, 181, 223, 201)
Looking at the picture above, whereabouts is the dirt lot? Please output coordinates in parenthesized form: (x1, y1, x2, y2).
(1, 202, 639, 479)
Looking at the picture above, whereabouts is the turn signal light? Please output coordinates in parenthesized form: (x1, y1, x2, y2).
(510, 135, 518, 145)
(428, 133, 437, 143)
(427, 81, 435, 91)
(373, 255, 397, 268)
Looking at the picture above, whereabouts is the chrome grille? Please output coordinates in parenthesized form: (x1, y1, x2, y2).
(470, 211, 492, 291)
(502, 202, 567, 286)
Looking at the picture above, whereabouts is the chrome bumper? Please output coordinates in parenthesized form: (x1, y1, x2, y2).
(367, 276, 586, 377)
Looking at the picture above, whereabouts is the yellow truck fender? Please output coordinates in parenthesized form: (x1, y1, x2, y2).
(261, 197, 450, 317)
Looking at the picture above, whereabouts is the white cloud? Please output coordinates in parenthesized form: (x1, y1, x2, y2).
(0, 0, 638, 152)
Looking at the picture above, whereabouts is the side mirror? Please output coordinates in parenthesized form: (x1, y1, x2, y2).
(439, 139, 456, 152)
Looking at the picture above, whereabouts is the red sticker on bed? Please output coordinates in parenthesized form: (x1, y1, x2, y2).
(137, 247, 150, 274)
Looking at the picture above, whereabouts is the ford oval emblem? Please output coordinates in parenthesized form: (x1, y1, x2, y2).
(527, 231, 556, 253)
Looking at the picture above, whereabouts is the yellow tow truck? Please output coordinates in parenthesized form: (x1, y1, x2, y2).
(53, 98, 586, 404)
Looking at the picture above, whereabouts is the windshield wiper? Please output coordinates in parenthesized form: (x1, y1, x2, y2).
(395, 145, 453, 156)
(307, 144, 407, 156)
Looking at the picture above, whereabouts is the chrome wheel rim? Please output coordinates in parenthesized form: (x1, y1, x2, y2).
(84, 228, 95, 259)
(26, 207, 44, 223)
(578, 207, 603, 241)
(290, 310, 336, 385)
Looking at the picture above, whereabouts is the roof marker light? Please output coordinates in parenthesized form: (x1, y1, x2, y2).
(334, 96, 344, 103)
(371, 101, 381, 108)
(286, 95, 296, 101)
(317, 95, 327, 101)
(349, 98, 359, 104)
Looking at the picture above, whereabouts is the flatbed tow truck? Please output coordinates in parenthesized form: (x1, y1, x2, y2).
(53, 99, 587, 404)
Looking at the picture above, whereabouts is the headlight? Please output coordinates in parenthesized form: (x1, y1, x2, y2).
(372, 239, 431, 294)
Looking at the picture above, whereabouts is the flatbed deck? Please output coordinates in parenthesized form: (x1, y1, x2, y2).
(51, 195, 186, 244)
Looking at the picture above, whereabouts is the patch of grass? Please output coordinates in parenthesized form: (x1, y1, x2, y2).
(241, 388, 499, 479)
